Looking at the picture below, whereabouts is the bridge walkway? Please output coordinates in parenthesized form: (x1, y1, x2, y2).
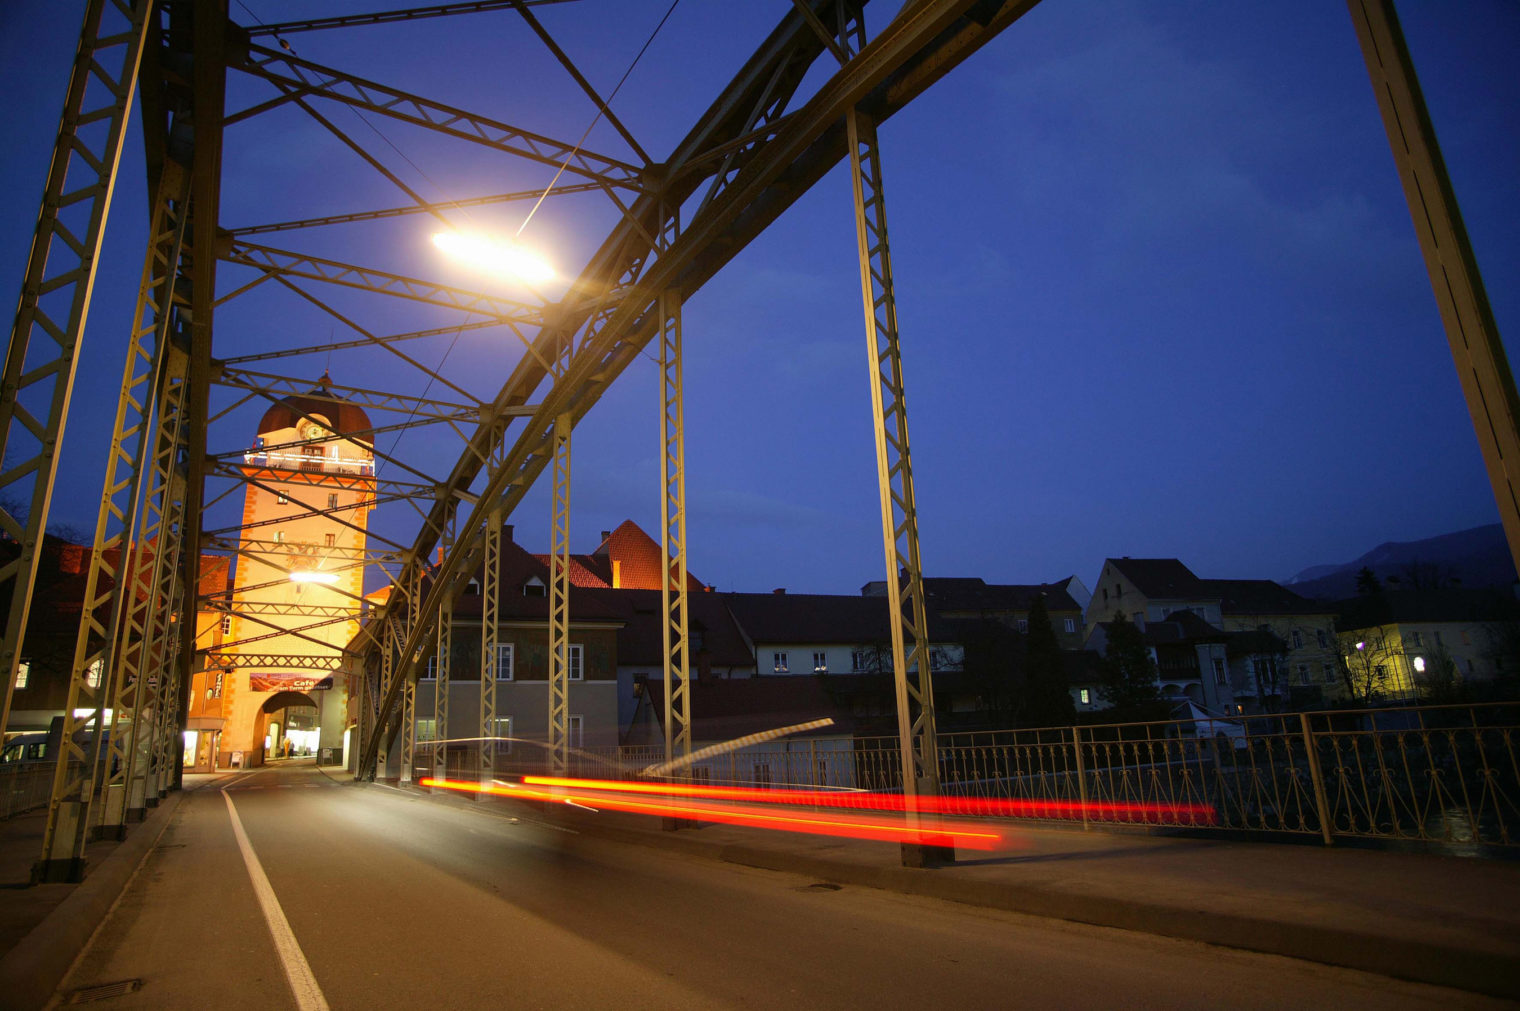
(0, 762, 1514, 1005)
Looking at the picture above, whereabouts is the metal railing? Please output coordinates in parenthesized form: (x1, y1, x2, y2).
(0, 765, 64, 820)
(406, 702, 1519, 853)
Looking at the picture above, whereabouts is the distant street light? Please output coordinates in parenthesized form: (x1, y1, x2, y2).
(431, 230, 555, 285)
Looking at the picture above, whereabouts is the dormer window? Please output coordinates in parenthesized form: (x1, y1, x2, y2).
(465, 578, 480, 595)
(523, 575, 546, 597)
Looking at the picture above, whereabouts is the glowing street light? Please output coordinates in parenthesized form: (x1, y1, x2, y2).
(431, 230, 555, 285)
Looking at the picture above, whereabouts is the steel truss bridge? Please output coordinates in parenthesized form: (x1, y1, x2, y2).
(0, 0, 1512, 882)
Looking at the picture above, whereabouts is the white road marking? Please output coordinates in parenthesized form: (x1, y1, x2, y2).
(223, 791, 330, 1011)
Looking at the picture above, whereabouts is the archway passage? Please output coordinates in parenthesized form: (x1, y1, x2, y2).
(259, 691, 320, 763)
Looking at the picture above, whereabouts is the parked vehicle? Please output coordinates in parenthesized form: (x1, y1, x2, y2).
(1171, 701, 1250, 750)
(0, 732, 50, 766)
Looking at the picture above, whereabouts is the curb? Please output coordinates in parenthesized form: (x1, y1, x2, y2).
(0, 790, 184, 1011)
(563, 819, 1520, 1002)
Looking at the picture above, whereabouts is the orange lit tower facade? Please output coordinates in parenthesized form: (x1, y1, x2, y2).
(213, 375, 374, 767)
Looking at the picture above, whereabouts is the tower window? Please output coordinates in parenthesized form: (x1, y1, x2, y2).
(324, 533, 335, 548)
(328, 493, 338, 510)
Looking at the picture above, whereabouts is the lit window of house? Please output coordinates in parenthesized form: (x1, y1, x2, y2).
(773, 652, 788, 674)
(1079, 688, 1090, 705)
(493, 717, 512, 753)
(416, 718, 437, 742)
(272, 531, 284, 544)
(220, 614, 231, 636)
(812, 651, 827, 673)
(86, 660, 103, 689)
(13, 663, 29, 690)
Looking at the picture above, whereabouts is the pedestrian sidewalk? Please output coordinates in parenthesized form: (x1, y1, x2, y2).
(527, 798, 1520, 1001)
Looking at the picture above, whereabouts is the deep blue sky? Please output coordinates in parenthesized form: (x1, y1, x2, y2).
(2, 1, 1517, 597)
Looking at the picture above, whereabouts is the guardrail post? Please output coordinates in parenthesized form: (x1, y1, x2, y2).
(1072, 726, 1088, 831)
(1300, 712, 1334, 846)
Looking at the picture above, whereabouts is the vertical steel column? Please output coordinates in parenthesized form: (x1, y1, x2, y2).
(1347, 0, 1520, 574)
(398, 564, 420, 784)
(376, 618, 395, 778)
(846, 106, 947, 868)
(0, 0, 154, 742)
(433, 523, 452, 784)
(479, 507, 501, 787)
(547, 414, 572, 775)
(658, 291, 691, 772)
(113, 358, 191, 824)
(40, 178, 188, 858)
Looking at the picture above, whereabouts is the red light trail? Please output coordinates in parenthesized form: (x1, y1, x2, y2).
(419, 775, 1216, 850)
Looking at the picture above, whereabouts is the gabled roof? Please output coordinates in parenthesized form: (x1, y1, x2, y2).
(438, 538, 625, 622)
(1198, 578, 1326, 616)
(1228, 628, 1287, 656)
(722, 591, 941, 645)
(595, 588, 752, 668)
(1145, 609, 1229, 643)
(1335, 588, 1520, 630)
(1106, 558, 1206, 599)
(919, 577, 1082, 614)
(638, 675, 857, 740)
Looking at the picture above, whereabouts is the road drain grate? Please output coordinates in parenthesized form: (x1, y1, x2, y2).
(68, 979, 143, 1004)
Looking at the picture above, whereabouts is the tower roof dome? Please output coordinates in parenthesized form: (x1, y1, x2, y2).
(255, 372, 373, 448)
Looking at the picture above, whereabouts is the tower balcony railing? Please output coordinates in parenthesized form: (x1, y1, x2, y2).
(243, 448, 374, 477)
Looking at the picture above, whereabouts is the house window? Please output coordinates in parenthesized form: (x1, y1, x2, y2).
(568, 644, 583, 681)
(523, 576, 546, 597)
(568, 714, 583, 748)
(272, 531, 284, 544)
(465, 579, 480, 595)
(86, 659, 103, 689)
(424, 655, 438, 680)
(220, 614, 231, 636)
(493, 716, 512, 753)
(494, 643, 514, 681)
(851, 650, 869, 672)
(13, 663, 29, 690)
(773, 652, 788, 674)
(324, 533, 335, 548)
(812, 651, 827, 673)
(416, 718, 437, 742)
(1322, 663, 1334, 682)
(277, 491, 289, 505)
(1297, 663, 1310, 685)
(300, 444, 324, 472)
(1102, 588, 1109, 602)
(1079, 688, 1090, 705)
(1017, 619, 1029, 633)
(1212, 659, 1226, 685)
(1409, 631, 1423, 647)
(1064, 618, 1077, 633)
(1317, 629, 1328, 648)
(327, 492, 338, 510)
(754, 763, 772, 788)
(1291, 630, 1303, 650)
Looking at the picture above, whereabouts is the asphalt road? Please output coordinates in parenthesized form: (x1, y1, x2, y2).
(53, 763, 1503, 1010)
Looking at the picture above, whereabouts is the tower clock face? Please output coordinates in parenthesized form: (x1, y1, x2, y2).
(306, 425, 323, 440)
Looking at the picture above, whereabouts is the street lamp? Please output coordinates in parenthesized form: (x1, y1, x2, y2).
(431, 230, 554, 285)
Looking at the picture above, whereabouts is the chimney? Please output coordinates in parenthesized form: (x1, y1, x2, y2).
(773, 587, 786, 595)
(601, 530, 611, 542)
